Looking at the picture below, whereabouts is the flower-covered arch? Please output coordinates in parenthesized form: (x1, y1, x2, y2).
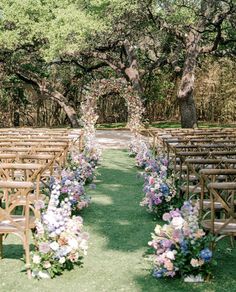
(80, 77, 144, 142)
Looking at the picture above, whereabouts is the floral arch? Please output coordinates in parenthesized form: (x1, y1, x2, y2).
(80, 77, 144, 143)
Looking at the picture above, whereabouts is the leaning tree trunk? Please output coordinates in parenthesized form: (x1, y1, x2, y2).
(177, 30, 201, 128)
(48, 91, 80, 128)
(15, 69, 80, 128)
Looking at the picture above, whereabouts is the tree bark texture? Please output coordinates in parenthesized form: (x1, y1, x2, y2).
(123, 39, 143, 95)
(15, 70, 80, 128)
(177, 30, 201, 128)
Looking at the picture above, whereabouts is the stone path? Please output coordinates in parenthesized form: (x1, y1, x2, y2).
(95, 130, 132, 149)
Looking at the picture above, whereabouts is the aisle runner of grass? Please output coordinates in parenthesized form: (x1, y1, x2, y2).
(0, 150, 236, 291)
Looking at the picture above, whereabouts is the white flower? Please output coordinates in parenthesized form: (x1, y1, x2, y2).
(38, 271, 50, 279)
(166, 251, 175, 260)
(43, 261, 51, 269)
(68, 237, 79, 250)
(171, 217, 185, 229)
(50, 241, 59, 251)
(59, 257, 66, 264)
(32, 254, 41, 264)
(154, 225, 162, 235)
(184, 274, 204, 283)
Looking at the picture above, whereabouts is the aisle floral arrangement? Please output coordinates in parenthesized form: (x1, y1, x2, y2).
(148, 201, 214, 281)
(140, 174, 180, 218)
(31, 182, 89, 279)
(30, 118, 101, 279)
(130, 136, 180, 218)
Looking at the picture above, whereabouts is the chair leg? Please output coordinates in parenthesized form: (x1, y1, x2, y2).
(230, 236, 235, 248)
(0, 234, 3, 259)
(24, 232, 31, 279)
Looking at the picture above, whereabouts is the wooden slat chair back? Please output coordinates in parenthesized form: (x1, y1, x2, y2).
(199, 169, 236, 216)
(201, 182, 236, 245)
(0, 180, 35, 278)
(0, 163, 44, 210)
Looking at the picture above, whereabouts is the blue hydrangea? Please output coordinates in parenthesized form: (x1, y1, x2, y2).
(180, 240, 188, 254)
(160, 183, 169, 194)
(200, 248, 212, 262)
(153, 268, 167, 278)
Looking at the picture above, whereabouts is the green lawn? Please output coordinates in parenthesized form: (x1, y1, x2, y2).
(96, 122, 236, 129)
(1, 150, 236, 291)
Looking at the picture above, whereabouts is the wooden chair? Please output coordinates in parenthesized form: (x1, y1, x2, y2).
(199, 169, 236, 217)
(201, 182, 236, 245)
(0, 180, 35, 278)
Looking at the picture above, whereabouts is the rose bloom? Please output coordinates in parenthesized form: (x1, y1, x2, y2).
(171, 216, 185, 230)
(39, 242, 50, 254)
(190, 258, 204, 267)
(58, 235, 68, 246)
(162, 213, 171, 221)
(43, 261, 51, 269)
(194, 229, 205, 239)
(154, 225, 162, 235)
(164, 259, 174, 271)
(68, 252, 79, 262)
(59, 257, 66, 264)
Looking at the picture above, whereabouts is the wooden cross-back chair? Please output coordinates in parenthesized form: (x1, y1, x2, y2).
(0, 163, 44, 210)
(199, 169, 236, 217)
(182, 158, 236, 198)
(201, 182, 236, 246)
(0, 180, 36, 278)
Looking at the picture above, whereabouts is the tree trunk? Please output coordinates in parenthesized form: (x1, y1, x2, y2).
(177, 30, 200, 128)
(49, 91, 80, 128)
(123, 39, 143, 95)
(15, 70, 80, 128)
(179, 93, 198, 128)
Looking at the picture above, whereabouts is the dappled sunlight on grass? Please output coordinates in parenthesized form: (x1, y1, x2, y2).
(91, 195, 113, 206)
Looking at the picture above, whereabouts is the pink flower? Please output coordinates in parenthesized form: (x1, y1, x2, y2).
(164, 259, 174, 271)
(162, 213, 171, 221)
(149, 177, 155, 184)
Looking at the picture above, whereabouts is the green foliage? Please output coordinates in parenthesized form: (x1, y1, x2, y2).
(0, 0, 104, 60)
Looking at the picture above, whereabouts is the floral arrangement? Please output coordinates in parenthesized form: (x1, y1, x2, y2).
(143, 156, 168, 178)
(140, 174, 180, 218)
(135, 144, 153, 169)
(67, 152, 96, 184)
(31, 183, 89, 279)
(148, 201, 214, 280)
(60, 170, 91, 212)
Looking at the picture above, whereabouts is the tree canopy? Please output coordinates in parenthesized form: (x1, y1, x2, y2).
(0, 0, 235, 127)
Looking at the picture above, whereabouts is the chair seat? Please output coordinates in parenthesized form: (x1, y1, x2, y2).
(0, 215, 36, 233)
(11, 193, 46, 205)
(202, 219, 236, 234)
(202, 199, 236, 210)
(202, 200, 223, 210)
(180, 185, 205, 193)
(0, 181, 34, 189)
(181, 175, 198, 182)
(208, 182, 236, 190)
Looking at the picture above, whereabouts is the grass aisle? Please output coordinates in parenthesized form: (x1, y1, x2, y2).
(1, 149, 236, 291)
